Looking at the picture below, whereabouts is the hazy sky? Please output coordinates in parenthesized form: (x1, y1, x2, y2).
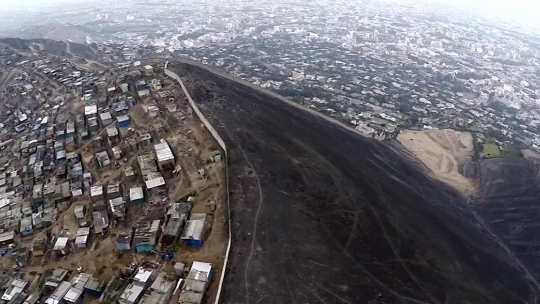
(1, 0, 540, 29)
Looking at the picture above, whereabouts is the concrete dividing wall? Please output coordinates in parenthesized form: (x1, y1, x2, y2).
(164, 64, 231, 304)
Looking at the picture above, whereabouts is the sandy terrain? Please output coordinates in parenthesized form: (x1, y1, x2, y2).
(398, 129, 474, 195)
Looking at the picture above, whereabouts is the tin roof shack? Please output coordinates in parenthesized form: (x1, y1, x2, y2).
(65, 273, 104, 303)
(178, 262, 213, 304)
(118, 265, 158, 304)
(46, 269, 70, 286)
(167, 203, 191, 221)
(139, 133, 152, 147)
(53, 237, 70, 256)
(0, 231, 15, 246)
(24, 288, 41, 304)
(109, 197, 126, 221)
(73, 205, 89, 227)
(137, 153, 157, 176)
(87, 116, 99, 132)
(83, 275, 105, 297)
(180, 213, 206, 248)
(143, 65, 154, 76)
(1, 278, 28, 302)
(19, 216, 33, 237)
(136, 80, 150, 97)
(55, 182, 71, 211)
(115, 232, 132, 251)
(113, 100, 129, 116)
(132, 220, 160, 253)
(129, 187, 144, 206)
(43, 181, 59, 204)
(31, 236, 47, 257)
(146, 106, 159, 118)
(209, 150, 222, 163)
(117, 115, 130, 128)
(95, 151, 111, 169)
(106, 127, 119, 146)
(119, 83, 129, 94)
(100, 112, 113, 128)
(46, 281, 71, 304)
(75, 227, 90, 249)
(65, 137, 76, 153)
(90, 186, 104, 203)
(75, 114, 85, 129)
(32, 183, 43, 207)
(149, 79, 162, 91)
(84, 105, 97, 119)
(144, 174, 166, 199)
(93, 209, 109, 235)
(79, 129, 90, 141)
(139, 273, 175, 304)
(161, 217, 185, 247)
(66, 122, 76, 138)
(118, 282, 144, 304)
(11, 247, 29, 268)
(154, 141, 175, 173)
(64, 274, 87, 304)
(107, 183, 122, 200)
(112, 146, 122, 160)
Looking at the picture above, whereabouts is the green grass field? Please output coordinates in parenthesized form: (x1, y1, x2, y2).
(483, 142, 501, 157)
(467, 125, 482, 132)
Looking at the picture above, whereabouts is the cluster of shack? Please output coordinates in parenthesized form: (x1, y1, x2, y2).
(0, 54, 224, 304)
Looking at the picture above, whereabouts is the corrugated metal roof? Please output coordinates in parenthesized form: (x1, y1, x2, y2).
(46, 281, 71, 304)
(53, 237, 68, 250)
(145, 177, 165, 189)
(130, 187, 144, 201)
(100, 112, 112, 121)
(181, 218, 205, 242)
(191, 262, 212, 278)
(154, 141, 174, 162)
(119, 283, 144, 303)
(118, 115, 130, 122)
(90, 186, 103, 197)
(84, 105, 97, 116)
(63, 286, 83, 302)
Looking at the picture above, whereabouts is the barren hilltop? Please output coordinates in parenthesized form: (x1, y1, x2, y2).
(170, 59, 540, 304)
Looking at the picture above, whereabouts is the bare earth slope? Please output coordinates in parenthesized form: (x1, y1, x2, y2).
(398, 129, 474, 195)
(171, 61, 539, 304)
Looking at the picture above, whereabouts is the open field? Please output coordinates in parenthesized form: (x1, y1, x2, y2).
(484, 142, 501, 157)
(398, 129, 474, 195)
(171, 60, 539, 304)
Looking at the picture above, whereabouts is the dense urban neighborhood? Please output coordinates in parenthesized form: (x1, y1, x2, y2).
(0, 0, 539, 303)
(0, 41, 228, 304)
(2, 0, 540, 158)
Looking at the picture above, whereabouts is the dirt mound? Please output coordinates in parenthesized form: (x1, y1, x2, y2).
(170, 60, 539, 304)
(398, 129, 474, 195)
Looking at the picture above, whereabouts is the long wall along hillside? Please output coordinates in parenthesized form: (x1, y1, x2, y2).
(165, 62, 231, 304)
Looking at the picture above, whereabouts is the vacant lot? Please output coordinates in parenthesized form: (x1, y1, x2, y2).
(398, 129, 474, 195)
(171, 60, 538, 304)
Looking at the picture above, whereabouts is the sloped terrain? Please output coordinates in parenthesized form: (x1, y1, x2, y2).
(171, 60, 539, 304)
(465, 158, 540, 284)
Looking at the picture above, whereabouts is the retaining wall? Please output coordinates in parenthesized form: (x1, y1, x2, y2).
(164, 63, 231, 304)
